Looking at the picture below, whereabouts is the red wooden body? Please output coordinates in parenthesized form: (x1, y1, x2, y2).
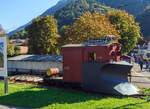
(62, 43, 121, 84)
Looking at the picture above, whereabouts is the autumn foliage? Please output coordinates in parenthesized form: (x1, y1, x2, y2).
(60, 11, 141, 54)
(26, 10, 141, 54)
(60, 12, 120, 45)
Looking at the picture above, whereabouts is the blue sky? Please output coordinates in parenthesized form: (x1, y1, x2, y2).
(0, 0, 60, 33)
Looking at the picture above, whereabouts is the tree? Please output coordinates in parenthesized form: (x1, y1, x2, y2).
(7, 44, 20, 56)
(59, 12, 120, 46)
(9, 29, 28, 39)
(7, 44, 15, 56)
(60, 10, 141, 54)
(58, 26, 73, 47)
(14, 46, 21, 55)
(54, 0, 113, 29)
(107, 10, 141, 53)
(26, 15, 60, 55)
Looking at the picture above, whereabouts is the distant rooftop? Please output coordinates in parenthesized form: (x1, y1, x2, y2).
(19, 46, 28, 54)
(8, 55, 62, 62)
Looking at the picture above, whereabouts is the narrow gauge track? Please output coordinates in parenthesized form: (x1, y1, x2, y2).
(7, 73, 150, 100)
(8, 73, 82, 91)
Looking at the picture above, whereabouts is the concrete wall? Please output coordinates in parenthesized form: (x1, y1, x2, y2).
(8, 61, 62, 73)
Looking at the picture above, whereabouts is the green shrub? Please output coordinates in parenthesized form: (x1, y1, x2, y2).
(7, 44, 20, 56)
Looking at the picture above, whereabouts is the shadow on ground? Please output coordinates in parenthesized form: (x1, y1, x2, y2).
(0, 86, 147, 109)
(0, 86, 108, 108)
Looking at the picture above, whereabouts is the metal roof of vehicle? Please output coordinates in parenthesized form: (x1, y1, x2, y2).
(62, 42, 113, 48)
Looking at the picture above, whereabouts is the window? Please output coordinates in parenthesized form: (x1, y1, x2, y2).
(89, 52, 96, 63)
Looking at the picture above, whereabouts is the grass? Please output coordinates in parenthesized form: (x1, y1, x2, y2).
(0, 80, 150, 109)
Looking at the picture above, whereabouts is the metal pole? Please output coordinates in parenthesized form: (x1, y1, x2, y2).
(4, 77, 8, 94)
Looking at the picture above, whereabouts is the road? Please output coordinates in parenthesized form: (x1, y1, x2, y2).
(131, 63, 150, 88)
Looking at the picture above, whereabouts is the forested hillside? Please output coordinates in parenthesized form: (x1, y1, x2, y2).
(96, 0, 150, 16)
(8, 0, 72, 37)
(40, 0, 72, 17)
(9, 0, 150, 39)
(136, 6, 150, 39)
(53, 0, 113, 28)
(9, 0, 113, 39)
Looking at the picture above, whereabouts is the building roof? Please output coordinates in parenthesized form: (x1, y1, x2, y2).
(19, 46, 28, 54)
(9, 39, 26, 43)
(8, 55, 62, 62)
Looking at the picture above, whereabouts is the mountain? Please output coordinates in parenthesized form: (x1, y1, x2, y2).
(9, 0, 150, 39)
(136, 6, 150, 39)
(53, 0, 113, 28)
(8, 0, 72, 36)
(96, 0, 150, 39)
(8, 22, 31, 37)
(40, 0, 72, 17)
(96, 0, 150, 16)
(9, 0, 113, 37)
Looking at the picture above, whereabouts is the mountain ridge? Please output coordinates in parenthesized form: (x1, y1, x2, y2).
(136, 6, 150, 39)
(8, 0, 72, 36)
(9, 0, 112, 37)
(9, 0, 150, 39)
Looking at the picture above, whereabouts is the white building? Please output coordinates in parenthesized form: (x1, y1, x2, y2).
(8, 55, 62, 74)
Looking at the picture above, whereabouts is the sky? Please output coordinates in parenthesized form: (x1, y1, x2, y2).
(0, 0, 60, 33)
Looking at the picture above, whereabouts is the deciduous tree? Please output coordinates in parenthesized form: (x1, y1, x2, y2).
(26, 15, 60, 55)
(60, 12, 119, 46)
(107, 10, 141, 53)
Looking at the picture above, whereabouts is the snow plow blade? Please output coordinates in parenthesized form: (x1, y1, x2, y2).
(82, 62, 139, 95)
